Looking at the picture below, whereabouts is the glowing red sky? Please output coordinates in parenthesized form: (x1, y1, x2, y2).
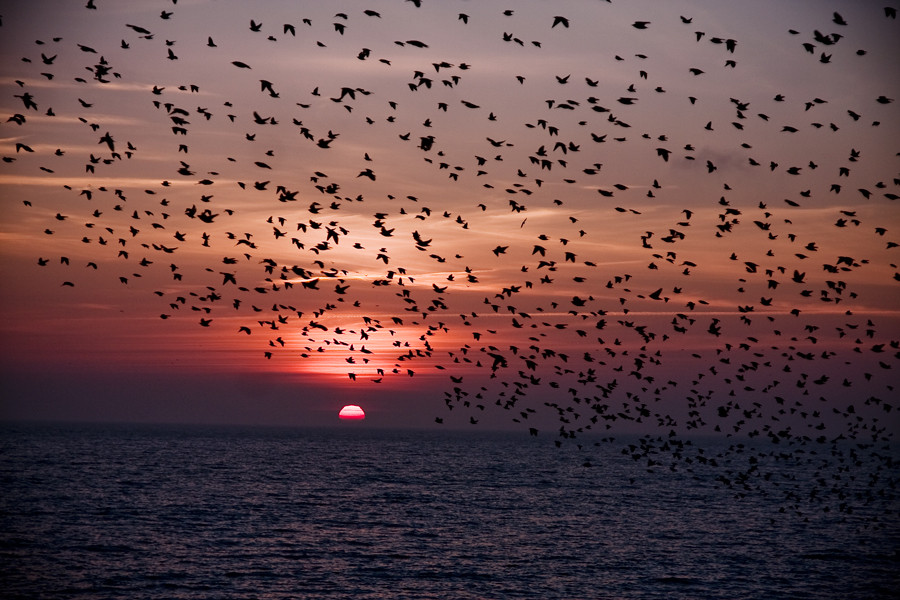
(1, 0, 898, 434)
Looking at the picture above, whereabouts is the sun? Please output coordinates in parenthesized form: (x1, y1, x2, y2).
(338, 405, 366, 420)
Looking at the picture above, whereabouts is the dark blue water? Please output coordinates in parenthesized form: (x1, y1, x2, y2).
(1, 424, 897, 599)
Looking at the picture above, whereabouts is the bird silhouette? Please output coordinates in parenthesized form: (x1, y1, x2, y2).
(5, 1, 897, 519)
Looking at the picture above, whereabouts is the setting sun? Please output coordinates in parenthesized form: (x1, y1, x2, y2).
(338, 405, 366, 420)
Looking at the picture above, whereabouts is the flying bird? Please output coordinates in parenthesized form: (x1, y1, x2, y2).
(7, 1, 897, 526)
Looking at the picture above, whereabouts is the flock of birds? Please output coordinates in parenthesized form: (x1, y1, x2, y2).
(3, 1, 899, 521)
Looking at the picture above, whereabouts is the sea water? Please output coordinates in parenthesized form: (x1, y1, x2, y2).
(1, 423, 897, 599)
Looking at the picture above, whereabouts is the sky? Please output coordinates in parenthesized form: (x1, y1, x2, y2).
(1, 0, 898, 437)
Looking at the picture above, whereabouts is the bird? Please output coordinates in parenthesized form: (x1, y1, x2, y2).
(8, 1, 898, 523)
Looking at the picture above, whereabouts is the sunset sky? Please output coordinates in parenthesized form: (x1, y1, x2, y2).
(1, 0, 898, 436)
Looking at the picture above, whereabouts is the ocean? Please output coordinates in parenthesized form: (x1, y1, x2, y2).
(1, 423, 897, 599)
